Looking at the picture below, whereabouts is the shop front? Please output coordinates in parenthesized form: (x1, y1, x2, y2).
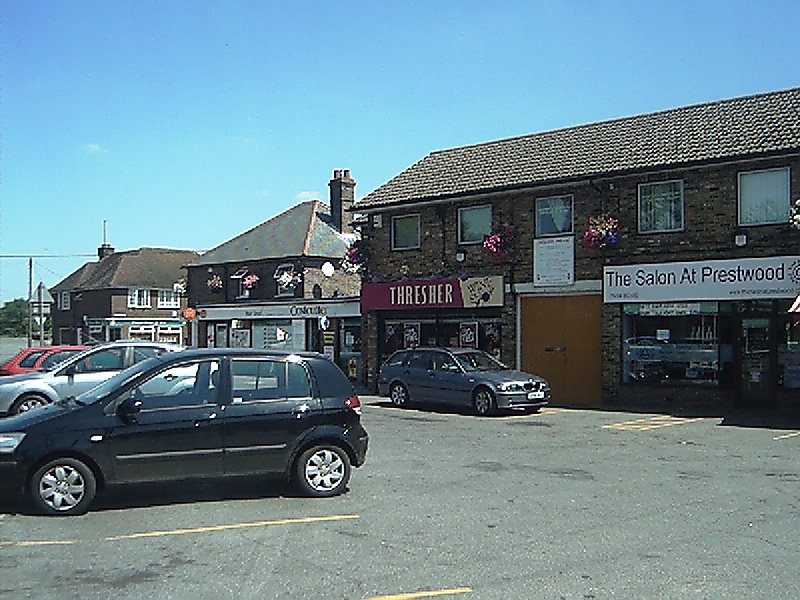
(361, 276, 506, 384)
(605, 255, 800, 408)
(192, 299, 362, 381)
(84, 318, 184, 344)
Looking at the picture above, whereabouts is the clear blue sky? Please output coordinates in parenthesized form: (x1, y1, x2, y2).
(2, 0, 798, 304)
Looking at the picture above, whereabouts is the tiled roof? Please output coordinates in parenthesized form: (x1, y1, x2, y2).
(359, 87, 800, 208)
(189, 200, 351, 266)
(51, 248, 200, 291)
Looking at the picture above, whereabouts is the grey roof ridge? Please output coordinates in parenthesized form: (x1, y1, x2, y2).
(302, 199, 321, 255)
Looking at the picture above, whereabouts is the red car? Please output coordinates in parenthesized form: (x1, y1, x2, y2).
(0, 346, 87, 376)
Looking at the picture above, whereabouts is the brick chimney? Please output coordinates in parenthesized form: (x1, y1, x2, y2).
(97, 243, 115, 259)
(328, 169, 356, 234)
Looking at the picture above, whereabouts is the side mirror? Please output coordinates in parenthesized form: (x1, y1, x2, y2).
(118, 396, 143, 424)
(64, 364, 77, 377)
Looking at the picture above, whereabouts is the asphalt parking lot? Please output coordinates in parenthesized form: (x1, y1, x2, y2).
(1, 395, 798, 600)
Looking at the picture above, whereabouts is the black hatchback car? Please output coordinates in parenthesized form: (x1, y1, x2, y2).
(0, 349, 368, 515)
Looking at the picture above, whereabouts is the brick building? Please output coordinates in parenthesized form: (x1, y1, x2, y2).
(354, 87, 800, 410)
(51, 245, 198, 345)
(185, 170, 363, 380)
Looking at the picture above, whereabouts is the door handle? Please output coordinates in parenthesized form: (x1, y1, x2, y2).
(293, 403, 311, 419)
(545, 347, 566, 352)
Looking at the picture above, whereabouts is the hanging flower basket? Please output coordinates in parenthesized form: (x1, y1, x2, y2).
(583, 214, 620, 249)
(242, 273, 260, 289)
(276, 269, 302, 290)
(207, 274, 223, 291)
(482, 225, 516, 259)
(791, 198, 800, 230)
(341, 240, 367, 274)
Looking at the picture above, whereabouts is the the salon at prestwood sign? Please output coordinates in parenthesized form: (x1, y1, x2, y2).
(604, 255, 800, 303)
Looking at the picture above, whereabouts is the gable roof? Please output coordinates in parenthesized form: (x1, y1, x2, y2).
(358, 87, 800, 208)
(189, 200, 353, 266)
(51, 248, 200, 292)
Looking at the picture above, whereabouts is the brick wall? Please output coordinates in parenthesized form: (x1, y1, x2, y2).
(359, 154, 800, 399)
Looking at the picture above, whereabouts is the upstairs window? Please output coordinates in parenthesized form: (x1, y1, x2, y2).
(391, 214, 421, 250)
(128, 288, 151, 308)
(157, 290, 180, 309)
(639, 180, 684, 233)
(59, 291, 71, 311)
(458, 205, 492, 244)
(535, 195, 573, 236)
(738, 167, 790, 226)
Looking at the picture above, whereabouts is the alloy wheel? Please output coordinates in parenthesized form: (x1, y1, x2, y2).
(304, 448, 346, 493)
(38, 465, 86, 512)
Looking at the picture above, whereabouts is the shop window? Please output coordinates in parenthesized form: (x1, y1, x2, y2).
(779, 302, 800, 389)
(738, 167, 790, 226)
(535, 195, 573, 236)
(622, 302, 733, 386)
(458, 205, 492, 244)
(392, 214, 420, 250)
(638, 180, 684, 233)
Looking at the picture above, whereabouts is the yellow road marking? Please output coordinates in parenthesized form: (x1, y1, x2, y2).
(602, 416, 705, 431)
(773, 431, 800, 440)
(363, 588, 472, 600)
(0, 514, 359, 547)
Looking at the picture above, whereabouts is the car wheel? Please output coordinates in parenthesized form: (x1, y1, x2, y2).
(473, 387, 497, 416)
(293, 445, 351, 497)
(10, 394, 48, 415)
(31, 457, 97, 516)
(389, 382, 410, 407)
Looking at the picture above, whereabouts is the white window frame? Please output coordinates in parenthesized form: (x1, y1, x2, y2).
(59, 291, 71, 311)
(391, 214, 421, 250)
(458, 205, 492, 245)
(127, 288, 151, 309)
(157, 289, 180, 309)
(638, 180, 684, 233)
(738, 167, 791, 226)
(535, 195, 574, 237)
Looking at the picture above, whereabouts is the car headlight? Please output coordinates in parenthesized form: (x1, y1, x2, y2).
(496, 382, 525, 392)
(0, 432, 26, 454)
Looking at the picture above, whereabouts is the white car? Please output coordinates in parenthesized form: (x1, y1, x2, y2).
(0, 341, 183, 416)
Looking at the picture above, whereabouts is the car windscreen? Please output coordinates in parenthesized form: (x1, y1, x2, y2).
(454, 351, 507, 372)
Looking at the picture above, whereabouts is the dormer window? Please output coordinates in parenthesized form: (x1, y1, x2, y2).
(231, 267, 250, 298)
(274, 263, 300, 297)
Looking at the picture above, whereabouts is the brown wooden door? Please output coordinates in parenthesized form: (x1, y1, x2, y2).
(520, 295, 602, 406)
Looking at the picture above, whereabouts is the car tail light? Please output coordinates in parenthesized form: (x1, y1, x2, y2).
(344, 395, 362, 416)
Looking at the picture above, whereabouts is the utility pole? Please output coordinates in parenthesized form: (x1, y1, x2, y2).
(27, 257, 33, 348)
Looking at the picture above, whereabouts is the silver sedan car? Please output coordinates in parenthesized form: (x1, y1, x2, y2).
(0, 341, 183, 416)
(378, 347, 550, 415)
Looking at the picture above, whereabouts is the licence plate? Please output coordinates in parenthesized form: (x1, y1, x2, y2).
(527, 391, 545, 400)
